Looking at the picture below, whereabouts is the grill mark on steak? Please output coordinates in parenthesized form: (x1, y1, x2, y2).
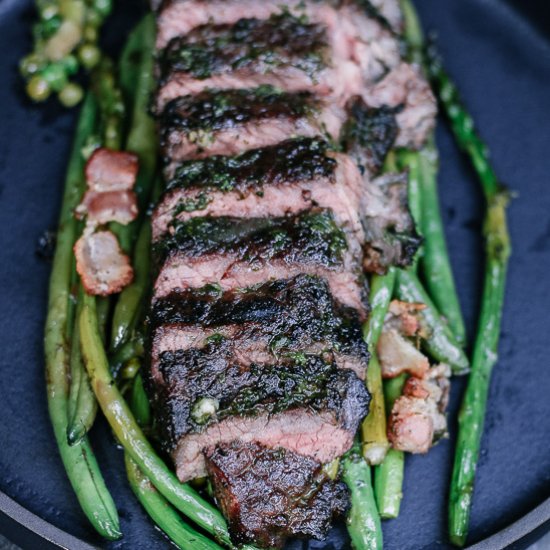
(149, 275, 370, 379)
(160, 87, 344, 164)
(159, 13, 328, 82)
(152, 138, 366, 248)
(156, 13, 334, 111)
(152, 208, 367, 314)
(154, 1, 402, 82)
(205, 441, 349, 548)
(154, 208, 351, 266)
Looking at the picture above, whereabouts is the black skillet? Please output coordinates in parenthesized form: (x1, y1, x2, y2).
(0, 0, 549, 548)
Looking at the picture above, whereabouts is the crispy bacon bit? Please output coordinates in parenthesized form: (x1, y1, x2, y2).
(74, 230, 134, 296)
(387, 300, 426, 337)
(388, 364, 450, 453)
(377, 299, 428, 378)
(377, 328, 429, 378)
(85, 148, 139, 192)
(78, 148, 140, 226)
(77, 189, 138, 225)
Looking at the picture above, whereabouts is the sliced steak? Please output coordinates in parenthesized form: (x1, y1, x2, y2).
(155, 12, 367, 112)
(149, 275, 370, 379)
(153, 138, 365, 247)
(155, 0, 402, 83)
(148, 351, 369, 481)
(205, 441, 349, 548)
(160, 87, 345, 167)
(153, 208, 367, 315)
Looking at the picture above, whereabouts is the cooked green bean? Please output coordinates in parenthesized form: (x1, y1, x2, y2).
(111, 219, 152, 351)
(342, 445, 383, 550)
(418, 142, 467, 346)
(361, 270, 396, 464)
(44, 92, 120, 539)
(427, 45, 512, 547)
(111, 17, 158, 350)
(67, 289, 97, 445)
(125, 456, 223, 550)
(114, 15, 158, 254)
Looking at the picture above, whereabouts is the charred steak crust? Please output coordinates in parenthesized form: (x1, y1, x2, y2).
(149, 275, 369, 365)
(341, 99, 399, 175)
(159, 13, 328, 82)
(159, 86, 318, 134)
(153, 352, 369, 452)
(153, 208, 350, 268)
(205, 442, 349, 548)
(164, 137, 336, 195)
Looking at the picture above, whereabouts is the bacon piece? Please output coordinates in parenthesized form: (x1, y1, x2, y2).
(79, 148, 140, 226)
(74, 230, 134, 296)
(377, 328, 429, 379)
(387, 300, 426, 337)
(387, 364, 451, 454)
(77, 189, 138, 225)
(85, 148, 139, 192)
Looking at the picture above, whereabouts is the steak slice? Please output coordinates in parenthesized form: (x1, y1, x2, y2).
(149, 275, 370, 379)
(205, 441, 349, 548)
(152, 138, 365, 246)
(148, 351, 369, 481)
(155, 0, 402, 82)
(154, 12, 364, 112)
(153, 208, 367, 315)
(160, 87, 345, 167)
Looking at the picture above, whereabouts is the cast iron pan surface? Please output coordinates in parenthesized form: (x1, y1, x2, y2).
(0, 0, 549, 548)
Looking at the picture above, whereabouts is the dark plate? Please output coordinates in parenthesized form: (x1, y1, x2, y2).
(0, 0, 549, 548)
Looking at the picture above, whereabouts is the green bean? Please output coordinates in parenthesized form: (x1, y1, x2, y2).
(118, 16, 147, 116)
(44, 93, 120, 539)
(111, 218, 152, 351)
(92, 57, 125, 151)
(395, 269, 469, 374)
(130, 374, 151, 428)
(110, 17, 158, 350)
(363, 269, 397, 347)
(125, 456, 223, 550)
(361, 269, 396, 464)
(397, 150, 422, 233)
(374, 374, 407, 519)
(342, 446, 383, 550)
(67, 290, 97, 445)
(427, 45, 512, 547)
(399, 0, 467, 345)
(418, 142, 467, 346)
(79, 293, 235, 547)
